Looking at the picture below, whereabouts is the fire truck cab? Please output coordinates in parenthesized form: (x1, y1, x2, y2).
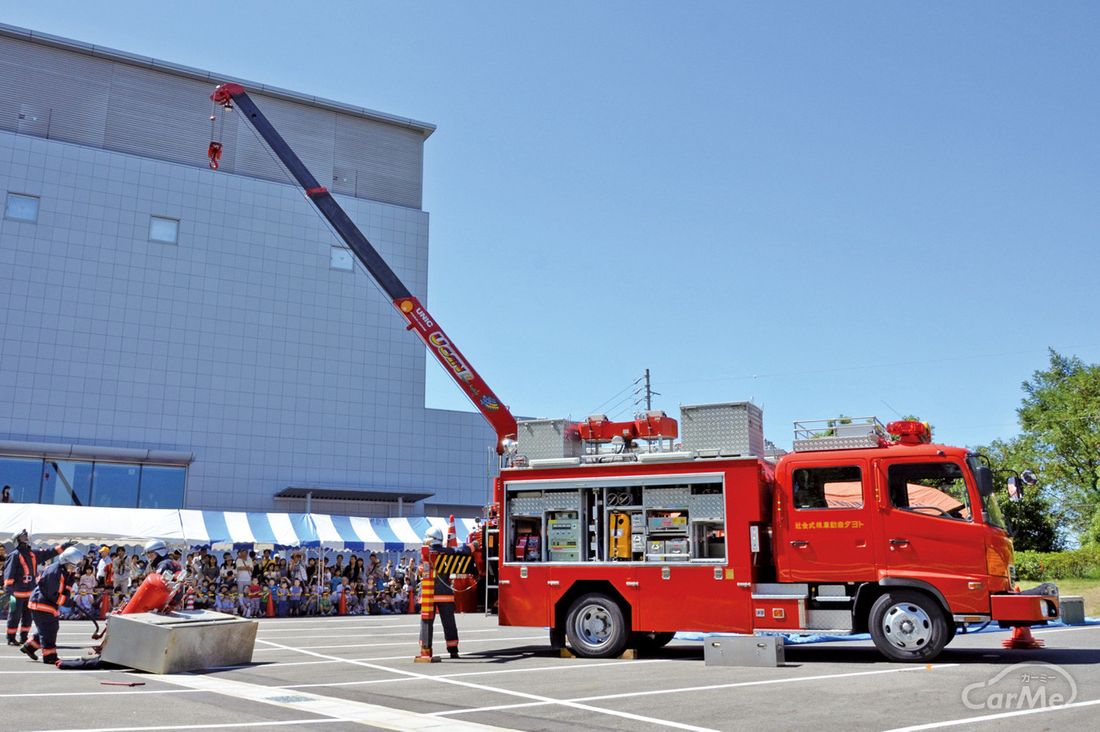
(492, 406, 1059, 662)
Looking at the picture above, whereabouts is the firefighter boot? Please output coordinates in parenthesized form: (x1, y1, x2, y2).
(42, 653, 59, 665)
(19, 643, 38, 661)
(6, 635, 19, 647)
(449, 648, 460, 659)
(18, 632, 29, 644)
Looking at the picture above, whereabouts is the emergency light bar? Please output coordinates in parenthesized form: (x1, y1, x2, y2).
(886, 420, 931, 445)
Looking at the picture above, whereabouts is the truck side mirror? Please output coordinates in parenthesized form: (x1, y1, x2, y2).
(975, 466, 995, 497)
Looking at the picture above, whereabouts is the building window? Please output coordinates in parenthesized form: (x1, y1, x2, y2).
(149, 216, 179, 244)
(4, 193, 39, 223)
(91, 463, 141, 508)
(138, 465, 186, 508)
(331, 247, 354, 271)
(0, 457, 45, 503)
(41, 460, 94, 506)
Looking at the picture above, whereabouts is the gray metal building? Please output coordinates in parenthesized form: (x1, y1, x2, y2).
(0, 23, 496, 517)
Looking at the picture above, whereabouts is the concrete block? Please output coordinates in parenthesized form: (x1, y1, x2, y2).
(100, 610, 258, 674)
(704, 634, 784, 667)
(1060, 596, 1085, 625)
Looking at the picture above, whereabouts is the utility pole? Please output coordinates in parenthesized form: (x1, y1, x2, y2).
(633, 369, 660, 412)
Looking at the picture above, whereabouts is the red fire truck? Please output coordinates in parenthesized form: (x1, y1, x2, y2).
(210, 85, 1059, 663)
(491, 411, 1060, 661)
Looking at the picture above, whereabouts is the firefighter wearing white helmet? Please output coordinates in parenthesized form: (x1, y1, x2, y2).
(3, 530, 71, 646)
(20, 544, 84, 666)
(415, 520, 471, 662)
(144, 539, 181, 576)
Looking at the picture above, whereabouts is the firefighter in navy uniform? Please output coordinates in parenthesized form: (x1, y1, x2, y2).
(143, 539, 182, 577)
(3, 530, 68, 646)
(415, 527, 472, 661)
(20, 545, 84, 665)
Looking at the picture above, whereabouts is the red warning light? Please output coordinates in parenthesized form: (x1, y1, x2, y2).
(886, 420, 930, 445)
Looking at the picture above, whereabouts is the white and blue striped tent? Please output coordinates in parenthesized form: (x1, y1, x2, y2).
(0, 503, 478, 552)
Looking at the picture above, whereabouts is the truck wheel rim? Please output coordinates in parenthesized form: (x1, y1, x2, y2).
(882, 602, 932, 650)
(573, 604, 614, 648)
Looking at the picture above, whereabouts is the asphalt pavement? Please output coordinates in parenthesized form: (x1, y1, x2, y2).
(2, 613, 1098, 731)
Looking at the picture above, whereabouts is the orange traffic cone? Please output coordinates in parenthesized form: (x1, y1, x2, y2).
(338, 590, 347, 616)
(446, 514, 458, 548)
(1003, 626, 1044, 649)
(266, 593, 275, 618)
(98, 591, 111, 619)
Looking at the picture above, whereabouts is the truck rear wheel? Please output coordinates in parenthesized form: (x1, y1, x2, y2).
(869, 590, 950, 662)
(565, 593, 628, 658)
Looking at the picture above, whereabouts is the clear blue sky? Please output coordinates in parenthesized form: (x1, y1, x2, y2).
(7, 2, 1099, 449)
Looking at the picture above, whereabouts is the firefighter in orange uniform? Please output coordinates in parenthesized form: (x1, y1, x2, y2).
(20, 545, 84, 665)
(4, 530, 68, 646)
(415, 527, 471, 661)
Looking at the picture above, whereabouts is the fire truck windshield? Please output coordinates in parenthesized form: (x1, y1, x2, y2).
(968, 454, 1007, 530)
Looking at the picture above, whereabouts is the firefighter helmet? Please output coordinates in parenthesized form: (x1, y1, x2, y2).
(143, 539, 167, 555)
(14, 528, 29, 545)
(59, 546, 84, 568)
(423, 527, 444, 544)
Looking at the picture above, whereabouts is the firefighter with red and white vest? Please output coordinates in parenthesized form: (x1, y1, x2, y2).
(20, 545, 84, 665)
(3, 530, 68, 646)
(415, 522, 472, 662)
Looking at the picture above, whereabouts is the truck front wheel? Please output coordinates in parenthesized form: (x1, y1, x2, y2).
(869, 590, 950, 662)
(565, 593, 628, 658)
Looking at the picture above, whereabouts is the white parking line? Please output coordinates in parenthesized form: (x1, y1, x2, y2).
(256, 623, 422, 633)
(882, 697, 1100, 731)
(435, 663, 960, 716)
(251, 634, 546, 651)
(256, 638, 718, 732)
(1032, 624, 1100, 634)
(35, 718, 347, 732)
(134, 671, 513, 732)
(0, 688, 204, 699)
(255, 628, 501, 640)
(281, 658, 670, 689)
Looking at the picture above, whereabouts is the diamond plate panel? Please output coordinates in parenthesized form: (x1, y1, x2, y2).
(689, 493, 725, 521)
(645, 486, 691, 507)
(680, 402, 764, 457)
(517, 419, 582, 460)
(508, 491, 581, 516)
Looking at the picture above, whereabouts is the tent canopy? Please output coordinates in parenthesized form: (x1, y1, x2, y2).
(0, 503, 476, 551)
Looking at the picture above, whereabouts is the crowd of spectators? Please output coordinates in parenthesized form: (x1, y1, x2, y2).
(0, 543, 422, 619)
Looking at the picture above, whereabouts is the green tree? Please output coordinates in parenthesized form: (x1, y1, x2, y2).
(979, 437, 1061, 552)
(1018, 350, 1100, 540)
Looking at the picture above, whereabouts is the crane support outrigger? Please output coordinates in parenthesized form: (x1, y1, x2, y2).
(209, 83, 517, 452)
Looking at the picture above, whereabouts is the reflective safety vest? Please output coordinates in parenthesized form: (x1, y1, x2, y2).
(3, 545, 61, 598)
(28, 562, 71, 616)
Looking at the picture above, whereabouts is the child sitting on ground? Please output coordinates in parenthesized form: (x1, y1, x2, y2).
(318, 589, 334, 616)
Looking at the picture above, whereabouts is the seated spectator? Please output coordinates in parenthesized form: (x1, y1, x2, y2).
(319, 589, 334, 616)
(350, 586, 365, 615)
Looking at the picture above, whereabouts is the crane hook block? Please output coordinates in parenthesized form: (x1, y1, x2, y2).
(207, 141, 223, 170)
